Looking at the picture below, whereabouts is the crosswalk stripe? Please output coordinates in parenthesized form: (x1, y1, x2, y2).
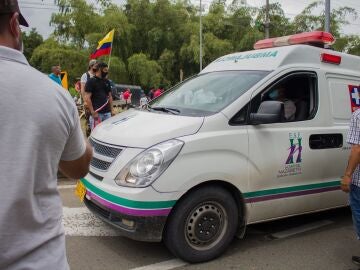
(128, 259, 187, 270)
(62, 207, 122, 236)
(270, 220, 334, 239)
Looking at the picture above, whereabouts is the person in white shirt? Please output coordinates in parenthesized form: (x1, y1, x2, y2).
(140, 93, 148, 107)
(80, 59, 97, 101)
(269, 86, 296, 121)
(0, 2, 92, 268)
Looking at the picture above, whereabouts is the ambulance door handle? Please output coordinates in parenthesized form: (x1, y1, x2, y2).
(309, 134, 343, 150)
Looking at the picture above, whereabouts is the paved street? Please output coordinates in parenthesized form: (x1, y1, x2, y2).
(59, 179, 360, 270)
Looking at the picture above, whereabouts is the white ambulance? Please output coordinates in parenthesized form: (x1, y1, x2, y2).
(77, 31, 360, 263)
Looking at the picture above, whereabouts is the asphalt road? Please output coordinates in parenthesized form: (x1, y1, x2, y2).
(59, 178, 360, 270)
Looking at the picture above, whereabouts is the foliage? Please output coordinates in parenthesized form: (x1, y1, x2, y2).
(256, 3, 295, 37)
(30, 39, 88, 84)
(68, 87, 79, 97)
(293, 1, 357, 37)
(128, 53, 163, 89)
(24, 0, 359, 89)
(158, 49, 176, 87)
(22, 28, 43, 60)
(51, 0, 101, 48)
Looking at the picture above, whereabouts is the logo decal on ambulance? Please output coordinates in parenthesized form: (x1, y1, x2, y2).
(277, 133, 303, 178)
(286, 136, 302, 164)
(349, 85, 360, 113)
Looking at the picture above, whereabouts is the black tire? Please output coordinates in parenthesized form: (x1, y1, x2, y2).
(164, 185, 238, 263)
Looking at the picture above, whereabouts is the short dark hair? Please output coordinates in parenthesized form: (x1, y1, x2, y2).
(96, 62, 108, 70)
(0, 14, 10, 34)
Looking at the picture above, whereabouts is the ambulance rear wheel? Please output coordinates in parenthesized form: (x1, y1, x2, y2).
(164, 185, 238, 263)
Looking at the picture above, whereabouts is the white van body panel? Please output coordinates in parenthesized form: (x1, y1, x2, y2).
(152, 112, 249, 193)
(92, 109, 204, 148)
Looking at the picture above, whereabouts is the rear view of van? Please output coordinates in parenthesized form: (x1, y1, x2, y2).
(77, 31, 360, 263)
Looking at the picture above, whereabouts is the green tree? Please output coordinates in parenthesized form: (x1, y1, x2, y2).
(179, 34, 201, 77)
(203, 2, 229, 40)
(22, 28, 43, 60)
(125, 0, 153, 53)
(256, 2, 294, 38)
(203, 33, 233, 66)
(30, 39, 88, 85)
(158, 49, 176, 86)
(293, 1, 357, 37)
(128, 53, 163, 88)
(227, 7, 255, 51)
(51, 0, 101, 48)
(107, 56, 129, 83)
(98, 5, 134, 62)
(44, 0, 359, 88)
(238, 29, 263, 51)
(347, 37, 360, 56)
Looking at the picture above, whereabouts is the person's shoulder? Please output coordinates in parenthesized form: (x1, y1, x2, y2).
(80, 72, 88, 82)
(86, 77, 97, 84)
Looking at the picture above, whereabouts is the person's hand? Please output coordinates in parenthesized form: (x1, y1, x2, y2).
(92, 111, 99, 119)
(341, 175, 352, 193)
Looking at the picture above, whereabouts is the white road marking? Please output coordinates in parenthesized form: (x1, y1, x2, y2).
(62, 207, 122, 236)
(58, 184, 77, 190)
(129, 259, 187, 270)
(63, 207, 187, 270)
(270, 220, 334, 239)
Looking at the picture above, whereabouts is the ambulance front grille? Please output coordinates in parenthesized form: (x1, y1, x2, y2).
(90, 158, 111, 171)
(89, 137, 123, 172)
(89, 138, 123, 158)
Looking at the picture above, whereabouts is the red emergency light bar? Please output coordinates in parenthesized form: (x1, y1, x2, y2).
(321, 53, 341, 65)
(254, 31, 335, 50)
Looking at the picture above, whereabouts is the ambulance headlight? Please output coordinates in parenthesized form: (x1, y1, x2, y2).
(115, 139, 184, 187)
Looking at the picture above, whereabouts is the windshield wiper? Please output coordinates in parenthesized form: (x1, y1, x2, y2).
(151, 106, 180, 115)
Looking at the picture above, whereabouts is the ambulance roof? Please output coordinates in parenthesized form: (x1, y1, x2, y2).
(202, 45, 360, 75)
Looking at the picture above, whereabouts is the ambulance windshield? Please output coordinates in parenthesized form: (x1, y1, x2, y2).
(149, 70, 269, 116)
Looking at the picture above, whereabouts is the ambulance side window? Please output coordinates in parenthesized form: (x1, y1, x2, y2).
(250, 72, 318, 123)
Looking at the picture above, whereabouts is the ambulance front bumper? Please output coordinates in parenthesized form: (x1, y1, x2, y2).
(84, 195, 167, 242)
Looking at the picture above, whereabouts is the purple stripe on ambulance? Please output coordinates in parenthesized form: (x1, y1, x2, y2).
(245, 186, 340, 203)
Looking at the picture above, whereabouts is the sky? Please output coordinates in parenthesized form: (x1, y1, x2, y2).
(19, 0, 360, 38)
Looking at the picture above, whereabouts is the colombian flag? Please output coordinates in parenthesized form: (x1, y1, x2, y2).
(90, 29, 115, 59)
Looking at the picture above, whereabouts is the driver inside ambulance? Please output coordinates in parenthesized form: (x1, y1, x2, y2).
(269, 86, 296, 121)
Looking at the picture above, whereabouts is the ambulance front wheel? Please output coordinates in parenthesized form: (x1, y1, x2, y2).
(164, 185, 238, 263)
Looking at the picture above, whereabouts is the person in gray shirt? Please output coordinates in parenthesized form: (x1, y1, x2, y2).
(0, 1, 93, 269)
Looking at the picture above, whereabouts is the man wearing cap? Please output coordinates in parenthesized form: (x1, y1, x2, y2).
(80, 59, 97, 136)
(80, 59, 97, 99)
(0, 1, 93, 269)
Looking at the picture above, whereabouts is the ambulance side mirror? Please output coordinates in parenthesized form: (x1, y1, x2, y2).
(249, 101, 284, 125)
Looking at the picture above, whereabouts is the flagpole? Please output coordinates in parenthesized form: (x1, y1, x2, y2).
(107, 43, 113, 69)
(107, 29, 115, 70)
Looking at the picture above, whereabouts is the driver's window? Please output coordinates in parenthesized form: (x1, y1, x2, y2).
(250, 72, 318, 123)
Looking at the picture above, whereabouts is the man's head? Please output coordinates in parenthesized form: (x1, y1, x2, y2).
(269, 86, 287, 101)
(95, 62, 108, 79)
(88, 59, 97, 71)
(51, 65, 61, 76)
(0, 0, 28, 51)
(277, 86, 287, 99)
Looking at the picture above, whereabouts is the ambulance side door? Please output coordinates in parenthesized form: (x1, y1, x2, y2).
(246, 70, 334, 223)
